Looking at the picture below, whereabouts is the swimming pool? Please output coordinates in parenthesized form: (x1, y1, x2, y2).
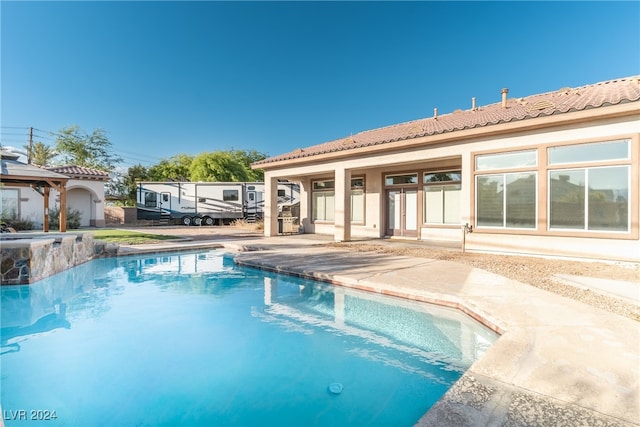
(1, 250, 498, 426)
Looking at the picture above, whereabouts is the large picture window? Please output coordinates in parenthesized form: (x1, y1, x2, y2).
(423, 172, 461, 225)
(350, 178, 365, 223)
(548, 140, 630, 233)
(476, 173, 536, 228)
(312, 180, 335, 222)
(549, 167, 629, 232)
(0, 188, 20, 219)
(473, 139, 633, 235)
(475, 150, 537, 229)
(312, 178, 365, 223)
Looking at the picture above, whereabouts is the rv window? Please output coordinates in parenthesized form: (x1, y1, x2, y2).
(223, 190, 239, 201)
(277, 189, 286, 197)
(162, 194, 169, 202)
(248, 192, 255, 201)
(198, 198, 206, 203)
(247, 185, 256, 191)
(145, 192, 157, 208)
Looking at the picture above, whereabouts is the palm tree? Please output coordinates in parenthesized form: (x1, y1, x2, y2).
(25, 141, 56, 166)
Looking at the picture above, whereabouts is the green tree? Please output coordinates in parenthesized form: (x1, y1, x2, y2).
(53, 125, 122, 171)
(229, 148, 267, 181)
(190, 151, 249, 182)
(103, 165, 144, 206)
(147, 154, 193, 181)
(24, 141, 56, 166)
(124, 164, 150, 205)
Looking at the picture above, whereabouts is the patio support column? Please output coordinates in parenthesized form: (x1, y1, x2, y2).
(59, 184, 67, 232)
(264, 174, 279, 237)
(334, 167, 351, 242)
(298, 178, 310, 233)
(43, 187, 50, 232)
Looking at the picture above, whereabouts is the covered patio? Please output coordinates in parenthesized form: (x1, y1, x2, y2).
(1, 151, 69, 232)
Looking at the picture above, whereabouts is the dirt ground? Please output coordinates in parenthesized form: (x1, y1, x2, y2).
(119, 225, 640, 321)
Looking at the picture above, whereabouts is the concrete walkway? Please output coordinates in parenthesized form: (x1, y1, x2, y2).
(118, 235, 639, 426)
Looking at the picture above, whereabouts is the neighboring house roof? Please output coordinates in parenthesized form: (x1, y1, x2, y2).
(1, 156, 70, 183)
(255, 75, 640, 166)
(46, 165, 110, 181)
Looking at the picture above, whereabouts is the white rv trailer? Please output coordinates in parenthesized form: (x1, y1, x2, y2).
(136, 181, 299, 226)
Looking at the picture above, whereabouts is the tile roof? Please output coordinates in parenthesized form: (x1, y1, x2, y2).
(47, 165, 110, 180)
(256, 75, 640, 166)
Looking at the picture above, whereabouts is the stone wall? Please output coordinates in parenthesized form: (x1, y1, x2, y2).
(0, 233, 117, 285)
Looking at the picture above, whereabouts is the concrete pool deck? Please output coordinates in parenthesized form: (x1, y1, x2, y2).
(118, 234, 639, 427)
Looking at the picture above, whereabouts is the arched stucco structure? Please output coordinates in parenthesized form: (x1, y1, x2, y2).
(65, 185, 101, 227)
(47, 166, 109, 228)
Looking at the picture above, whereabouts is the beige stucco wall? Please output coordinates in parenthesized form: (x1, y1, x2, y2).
(6, 178, 106, 229)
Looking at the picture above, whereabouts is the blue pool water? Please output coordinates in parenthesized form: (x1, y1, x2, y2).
(1, 250, 498, 426)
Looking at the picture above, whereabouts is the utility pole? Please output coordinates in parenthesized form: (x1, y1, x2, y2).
(28, 126, 33, 164)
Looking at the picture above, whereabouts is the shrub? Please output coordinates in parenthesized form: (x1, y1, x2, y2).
(0, 217, 35, 231)
(232, 218, 264, 231)
(0, 211, 35, 231)
(49, 207, 82, 230)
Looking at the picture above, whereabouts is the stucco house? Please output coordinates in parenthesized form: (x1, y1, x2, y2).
(254, 76, 640, 262)
(1, 151, 109, 229)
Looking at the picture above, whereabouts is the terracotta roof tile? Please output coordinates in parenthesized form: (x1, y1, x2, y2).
(47, 165, 110, 180)
(256, 76, 640, 165)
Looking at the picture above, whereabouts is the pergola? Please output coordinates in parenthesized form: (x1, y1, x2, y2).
(1, 152, 69, 232)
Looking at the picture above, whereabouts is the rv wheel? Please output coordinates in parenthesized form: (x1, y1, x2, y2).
(192, 216, 202, 226)
(181, 216, 192, 226)
(202, 216, 214, 226)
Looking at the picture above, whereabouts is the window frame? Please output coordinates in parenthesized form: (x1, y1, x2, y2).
(350, 177, 365, 224)
(423, 170, 462, 225)
(311, 177, 366, 224)
(0, 188, 21, 219)
(311, 179, 335, 222)
(474, 150, 538, 230)
(223, 189, 239, 202)
(547, 140, 631, 234)
(471, 136, 637, 239)
(144, 191, 158, 208)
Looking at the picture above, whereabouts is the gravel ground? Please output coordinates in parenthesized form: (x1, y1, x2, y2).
(117, 225, 639, 321)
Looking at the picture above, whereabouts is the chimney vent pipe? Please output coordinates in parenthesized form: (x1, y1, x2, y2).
(501, 88, 509, 108)
(472, 97, 476, 110)
(433, 107, 438, 119)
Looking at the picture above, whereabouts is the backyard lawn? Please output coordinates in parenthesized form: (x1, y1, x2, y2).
(90, 229, 180, 245)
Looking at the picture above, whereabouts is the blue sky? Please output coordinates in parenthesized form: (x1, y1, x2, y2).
(2, 1, 639, 168)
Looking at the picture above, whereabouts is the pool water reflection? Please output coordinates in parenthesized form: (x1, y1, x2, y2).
(1, 250, 498, 426)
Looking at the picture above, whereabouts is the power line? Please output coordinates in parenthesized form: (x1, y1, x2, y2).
(0, 132, 29, 136)
(3, 125, 174, 168)
(31, 132, 56, 141)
